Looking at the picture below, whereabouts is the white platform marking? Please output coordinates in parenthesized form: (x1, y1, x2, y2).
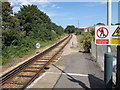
(46, 72, 88, 77)
(26, 71, 88, 88)
(26, 72, 46, 89)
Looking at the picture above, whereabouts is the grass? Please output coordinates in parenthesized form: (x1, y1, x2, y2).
(77, 35, 84, 43)
(1, 34, 67, 65)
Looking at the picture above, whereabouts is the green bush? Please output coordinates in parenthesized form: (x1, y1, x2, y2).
(75, 30, 81, 35)
(1, 3, 65, 65)
(80, 33, 92, 53)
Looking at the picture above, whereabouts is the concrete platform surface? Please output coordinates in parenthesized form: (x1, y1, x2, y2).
(54, 52, 105, 89)
(27, 34, 105, 89)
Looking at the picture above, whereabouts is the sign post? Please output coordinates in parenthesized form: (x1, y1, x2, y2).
(36, 43, 40, 53)
(116, 46, 120, 89)
(107, 0, 112, 52)
(95, 26, 120, 45)
(104, 53, 113, 88)
(95, 25, 120, 89)
(116, 1, 120, 89)
(106, 1, 112, 88)
(36, 43, 40, 49)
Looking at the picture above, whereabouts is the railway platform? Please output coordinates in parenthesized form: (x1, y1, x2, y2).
(27, 35, 105, 89)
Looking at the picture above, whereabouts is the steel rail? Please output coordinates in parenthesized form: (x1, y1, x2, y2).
(22, 35, 72, 89)
(1, 34, 72, 89)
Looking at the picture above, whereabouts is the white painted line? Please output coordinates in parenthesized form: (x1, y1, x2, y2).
(46, 72, 88, 77)
(26, 71, 88, 89)
(63, 73, 88, 77)
(64, 73, 88, 77)
(26, 72, 46, 89)
(46, 72, 61, 74)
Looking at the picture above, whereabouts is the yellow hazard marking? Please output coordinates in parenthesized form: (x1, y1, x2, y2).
(110, 37, 120, 44)
(112, 26, 120, 36)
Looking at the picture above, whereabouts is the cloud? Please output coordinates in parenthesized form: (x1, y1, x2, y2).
(51, 4, 61, 9)
(9, 0, 49, 5)
(8, 0, 120, 3)
(9, 0, 18, 6)
(9, 0, 50, 13)
(9, 0, 49, 3)
(29, 0, 49, 3)
(20, 1, 32, 7)
(51, 4, 56, 8)
(67, 17, 77, 20)
(57, 6, 61, 8)
(100, 0, 107, 4)
(84, 1, 107, 7)
(46, 12, 60, 17)
(13, 6, 20, 13)
(54, 17, 78, 21)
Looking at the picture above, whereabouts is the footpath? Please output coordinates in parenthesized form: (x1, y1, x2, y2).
(27, 34, 105, 89)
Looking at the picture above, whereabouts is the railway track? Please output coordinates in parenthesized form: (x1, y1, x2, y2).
(1, 35, 72, 89)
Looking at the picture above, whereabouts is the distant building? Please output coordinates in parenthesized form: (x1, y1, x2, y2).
(84, 26, 94, 32)
(78, 27, 85, 32)
(118, 1, 120, 23)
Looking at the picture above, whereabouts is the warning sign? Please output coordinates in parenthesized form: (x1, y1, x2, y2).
(112, 26, 120, 37)
(110, 26, 120, 44)
(110, 37, 120, 44)
(96, 27, 109, 38)
(95, 25, 120, 45)
(96, 39, 109, 44)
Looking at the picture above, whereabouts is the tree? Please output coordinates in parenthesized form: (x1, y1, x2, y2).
(43, 22, 64, 35)
(16, 5, 51, 36)
(96, 23, 105, 26)
(10, 16, 20, 29)
(64, 25, 76, 34)
(75, 28, 81, 35)
(2, 2, 13, 29)
(56, 26, 64, 35)
(115, 23, 120, 25)
(2, 29, 20, 46)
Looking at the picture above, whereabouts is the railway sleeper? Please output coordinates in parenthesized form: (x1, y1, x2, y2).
(22, 70, 39, 72)
(17, 75, 33, 78)
(27, 67, 43, 69)
(40, 59, 50, 60)
(33, 64, 45, 65)
(6, 81, 27, 85)
(2, 84, 23, 88)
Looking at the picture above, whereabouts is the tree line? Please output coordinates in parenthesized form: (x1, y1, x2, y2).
(1, 2, 64, 65)
(2, 2, 64, 46)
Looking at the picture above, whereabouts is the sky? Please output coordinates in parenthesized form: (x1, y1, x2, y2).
(8, 0, 119, 28)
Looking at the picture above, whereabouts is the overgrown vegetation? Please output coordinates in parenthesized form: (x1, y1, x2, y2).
(64, 25, 76, 34)
(64, 24, 95, 53)
(64, 25, 82, 35)
(77, 28, 95, 53)
(1, 2, 65, 65)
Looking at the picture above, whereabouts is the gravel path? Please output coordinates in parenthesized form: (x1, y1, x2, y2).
(62, 34, 81, 56)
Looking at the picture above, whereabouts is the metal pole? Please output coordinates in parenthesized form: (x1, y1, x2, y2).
(104, 0, 113, 89)
(116, 2, 120, 88)
(116, 46, 120, 89)
(104, 53, 113, 88)
(107, 0, 112, 26)
(107, 0, 112, 53)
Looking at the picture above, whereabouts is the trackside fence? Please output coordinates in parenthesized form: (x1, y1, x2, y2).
(91, 40, 117, 71)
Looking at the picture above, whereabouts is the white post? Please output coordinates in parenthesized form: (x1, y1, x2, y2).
(107, 0, 112, 52)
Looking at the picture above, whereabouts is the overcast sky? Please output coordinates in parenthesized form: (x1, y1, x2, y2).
(8, 0, 119, 28)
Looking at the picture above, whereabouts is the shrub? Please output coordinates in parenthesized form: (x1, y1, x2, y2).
(82, 33, 92, 53)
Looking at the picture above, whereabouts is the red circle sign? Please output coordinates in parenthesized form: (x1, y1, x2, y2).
(96, 27, 109, 38)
